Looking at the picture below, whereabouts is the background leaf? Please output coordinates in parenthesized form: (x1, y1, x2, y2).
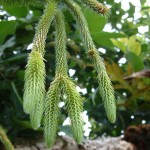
(0, 21, 17, 44)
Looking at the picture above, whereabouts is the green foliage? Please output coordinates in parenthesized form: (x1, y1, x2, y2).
(91, 53, 116, 123)
(65, 0, 116, 123)
(84, 8, 107, 33)
(43, 10, 83, 147)
(0, 0, 150, 148)
(63, 77, 83, 143)
(32, 0, 58, 55)
(44, 79, 61, 147)
(23, 50, 45, 129)
(24, 0, 58, 130)
(0, 0, 45, 6)
(54, 10, 68, 76)
(0, 21, 17, 44)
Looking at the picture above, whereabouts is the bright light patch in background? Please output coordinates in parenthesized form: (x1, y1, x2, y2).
(13, 51, 17, 54)
(63, 117, 70, 126)
(91, 88, 95, 92)
(118, 57, 127, 64)
(131, 115, 134, 119)
(116, 0, 141, 11)
(76, 55, 80, 58)
(123, 92, 127, 97)
(80, 42, 83, 46)
(67, 38, 71, 42)
(76, 86, 87, 95)
(116, 23, 122, 29)
(29, 10, 33, 14)
(121, 0, 130, 10)
(63, 111, 92, 137)
(98, 48, 106, 54)
(82, 111, 92, 137)
(134, 7, 142, 20)
(121, 130, 124, 134)
(103, 23, 115, 33)
(142, 120, 146, 124)
(114, 47, 120, 52)
(145, 0, 150, 6)
(122, 13, 128, 20)
(58, 102, 65, 108)
(138, 26, 149, 34)
(114, 0, 121, 3)
(121, 135, 124, 138)
(69, 69, 75, 77)
(58, 131, 66, 136)
(75, 77, 78, 81)
(116, 11, 120, 15)
(8, 16, 16, 21)
(0, 10, 6, 15)
(127, 18, 133, 22)
(115, 0, 141, 20)
(27, 43, 33, 50)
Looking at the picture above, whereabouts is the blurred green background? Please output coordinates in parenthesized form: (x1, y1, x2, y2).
(0, 0, 150, 143)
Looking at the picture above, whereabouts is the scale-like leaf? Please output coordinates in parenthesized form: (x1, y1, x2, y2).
(63, 78, 83, 143)
(23, 50, 45, 129)
(44, 79, 61, 148)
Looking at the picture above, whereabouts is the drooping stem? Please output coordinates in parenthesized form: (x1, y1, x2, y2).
(63, 77, 83, 143)
(64, 0, 94, 51)
(54, 10, 68, 77)
(44, 10, 67, 148)
(55, 10, 83, 142)
(80, 0, 110, 15)
(32, 0, 58, 55)
(44, 79, 61, 148)
(44, 10, 83, 147)
(23, 50, 46, 129)
(64, 0, 116, 123)
(23, 0, 58, 129)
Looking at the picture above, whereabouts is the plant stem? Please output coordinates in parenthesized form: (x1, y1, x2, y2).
(32, 0, 58, 55)
(54, 10, 68, 77)
(64, 0, 116, 123)
(0, 126, 15, 150)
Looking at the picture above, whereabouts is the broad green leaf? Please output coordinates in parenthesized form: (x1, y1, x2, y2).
(126, 52, 144, 72)
(0, 36, 15, 57)
(111, 38, 127, 52)
(0, 21, 17, 44)
(128, 2, 135, 17)
(127, 36, 141, 55)
(84, 8, 107, 33)
(112, 36, 141, 55)
(16, 70, 25, 81)
(93, 32, 126, 38)
(4, 6, 28, 18)
(94, 37, 114, 48)
(92, 32, 126, 48)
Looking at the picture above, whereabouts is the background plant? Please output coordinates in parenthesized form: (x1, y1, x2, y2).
(0, 0, 150, 148)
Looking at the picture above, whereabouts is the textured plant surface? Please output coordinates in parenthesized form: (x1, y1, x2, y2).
(0, 125, 15, 150)
(0, 0, 116, 148)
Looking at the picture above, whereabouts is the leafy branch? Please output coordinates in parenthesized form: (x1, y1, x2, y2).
(1, 0, 116, 148)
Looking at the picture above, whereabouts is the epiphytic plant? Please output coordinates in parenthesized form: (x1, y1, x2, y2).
(1, 0, 116, 148)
